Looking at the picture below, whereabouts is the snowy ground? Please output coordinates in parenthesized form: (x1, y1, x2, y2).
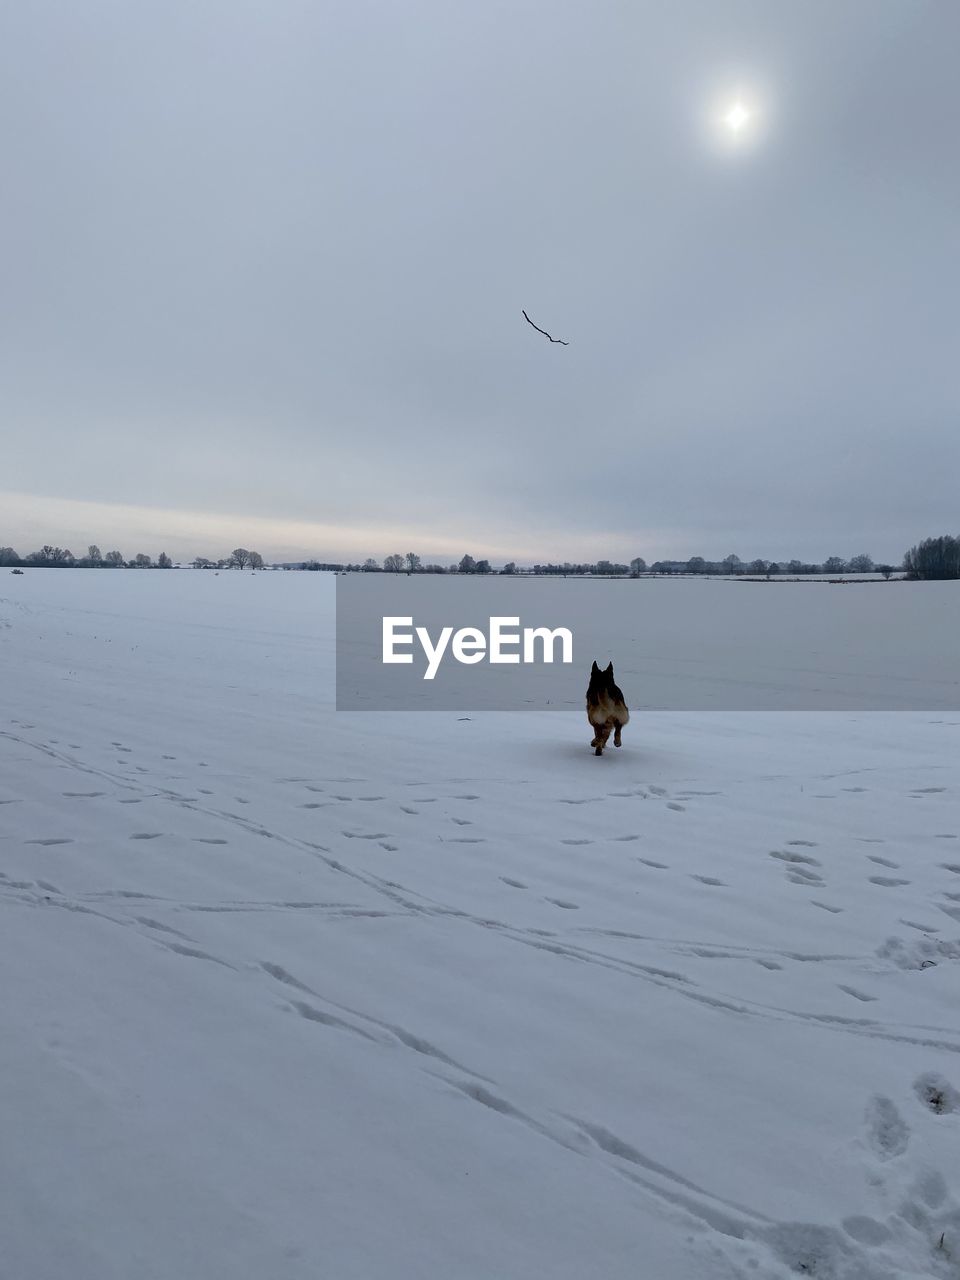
(2, 569, 959, 1280)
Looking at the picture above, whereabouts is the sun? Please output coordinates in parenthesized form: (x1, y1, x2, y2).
(702, 80, 769, 154)
(722, 101, 751, 134)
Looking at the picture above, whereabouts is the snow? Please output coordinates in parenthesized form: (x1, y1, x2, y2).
(2, 568, 959, 1280)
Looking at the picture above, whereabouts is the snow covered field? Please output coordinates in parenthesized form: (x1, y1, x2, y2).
(2, 569, 959, 1280)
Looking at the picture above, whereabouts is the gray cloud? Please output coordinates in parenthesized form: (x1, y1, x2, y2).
(2, 0, 957, 563)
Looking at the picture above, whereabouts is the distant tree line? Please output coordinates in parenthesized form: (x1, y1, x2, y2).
(640, 553, 898, 578)
(193, 549, 264, 570)
(0, 544, 266, 570)
(296, 551, 900, 577)
(0, 544, 174, 569)
(6, 537, 957, 579)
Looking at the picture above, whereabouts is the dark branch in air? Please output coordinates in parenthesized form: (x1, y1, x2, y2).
(522, 310, 569, 345)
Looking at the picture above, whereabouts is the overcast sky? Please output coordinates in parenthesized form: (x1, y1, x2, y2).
(2, 0, 957, 565)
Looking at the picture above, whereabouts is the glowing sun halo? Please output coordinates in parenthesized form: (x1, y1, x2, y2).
(723, 101, 751, 133)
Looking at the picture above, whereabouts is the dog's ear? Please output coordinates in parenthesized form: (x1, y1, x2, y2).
(604, 661, 614, 677)
(591, 660, 600, 676)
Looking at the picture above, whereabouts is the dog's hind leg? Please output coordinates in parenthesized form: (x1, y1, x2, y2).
(613, 721, 623, 748)
(594, 721, 612, 756)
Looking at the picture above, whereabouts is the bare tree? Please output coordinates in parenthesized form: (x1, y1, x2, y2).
(249, 551, 264, 570)
(686, 556, 706, 575)
(822, 557, 845, 574)
(134, 553, 152, 568)
(30, 546, 73, 565)
(630, 557, 647, 575)
(722, 554, 742, 574)
(846, 554, 874, 574)
(230, 548, 251, 570)
(405, 552, 421, 572)
(157, 552, 172, 568)
(104, 550, 124, 567)
(459, 554, 476, 574)
(0, 547, 20, 566)
(501, 562, 517, 575)
(193, 557, 213, 569)
(87, 544, 103, 565)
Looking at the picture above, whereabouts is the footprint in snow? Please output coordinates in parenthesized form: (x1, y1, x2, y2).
(666, 802, 686, 812)
(690, 875, 726, 887)
(864, 1095, 909, 1159)
(913, 1072, 959, 1114)
(637, 858, 668, 869)
(867, 854, 900, 868)
(130, 832, 163, 841)
(900, 919, 939, 933)
(811, 901, 844, 914)
(869, 876, 910, 887)
(501, 878, 527, 889)
(26, 838, 73, 846)
(787, 867, 823, 884)
(546, 898, 579, 910)
(838, 984, 876, 1003)
(787, 839, 818, 847)
(561, 838, 593, 846)
(770, 849, 821, 866)
(841, 1216, 891, 1246)
(194, 838, 228, 845)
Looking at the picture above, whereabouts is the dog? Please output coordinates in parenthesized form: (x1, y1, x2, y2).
(586, 660, 629, 756)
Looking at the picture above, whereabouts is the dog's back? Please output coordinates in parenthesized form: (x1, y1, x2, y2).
(586, 661, 629, 754)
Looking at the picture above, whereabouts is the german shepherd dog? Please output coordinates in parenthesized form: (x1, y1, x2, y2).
(586, 661, 629, 756)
